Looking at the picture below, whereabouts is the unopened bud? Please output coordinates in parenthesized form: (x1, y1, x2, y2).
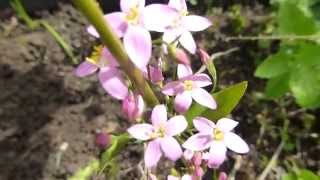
(95, 132, 111, 149)
(168, 45, 190, 65)
(149, 64, 164, 84)
(218, 172, 228, 180)
(198, 48, 210, 64)
(122, 92, 144, 122)
(192, 152, 202, 166)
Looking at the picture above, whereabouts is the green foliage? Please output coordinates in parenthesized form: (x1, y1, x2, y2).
(282, 169, 320, 180)
(255, 0, 320, 108)
(68, 160, 100, 180)
(185, 81, 247, 124)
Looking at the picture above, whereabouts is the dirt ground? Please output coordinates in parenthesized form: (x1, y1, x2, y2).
(0, 1, 319, 180)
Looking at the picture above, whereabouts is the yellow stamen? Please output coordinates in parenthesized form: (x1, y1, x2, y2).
(213, 128, 224, 141)
(125, 5, 140, 25)
(183, 80, 193, 91)
(86, 45, 104, 65)
(180, 10, 189, 16)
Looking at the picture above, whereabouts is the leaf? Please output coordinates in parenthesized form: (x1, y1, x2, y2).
(265, 73, 290, 98)
(68, 160, 100, 180)
(185, 81, 248, 123)
(255, 49, 291, 78)
(297, 169, 320, 180)
(202, 81, 248, 121)
(101, 133, 130, 163)
(278, 1, 318, 35)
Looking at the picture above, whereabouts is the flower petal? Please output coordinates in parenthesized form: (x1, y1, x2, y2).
(143, 4, 178, 32)
(206, 141, 227, 168)
(160, 136, 182, 161)
(177, 64, 193, 79)
(179, 31, 196, 54)
(127, 124, 154, 140)
(105, 12, 127, 37)
(163, 29, 182, 44)
(224, 132, 249, 153)
(183, 133, 212, 151)
(174, 91, 192, 113)
(181, 175, 193, 180)
(121, 0, 145, 12)
(165, 115, 187, 136)
(98, 67, 128, 100)
(151, 104, 167, 127)
(193, 117, 215, 134)
(162, 81, 182, 96)
(169, 0, 187, 11)
(189, 73, 212, 88)
(124, 26, 151, 70)
(75, 61, 98, 77)
(87, 25, 99, 38)
(182, 15, 212, 32)
(216, 118, 238, 132)
(145, 139, 162, 167)
(191, 88, 217, 109)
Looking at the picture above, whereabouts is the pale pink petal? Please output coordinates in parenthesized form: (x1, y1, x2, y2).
(169, 0, 187, 11)
(101, 47, 119, 67)
(191, 88, 217, 109)
(151, 104, 167, 127)
(189, 74, 212, 88)
(121, 0, 145, 12)
(182, 133, 212, 151)
(182, 15, 212, 32)
(145, 139, 162, 167)
(177, 64, 193, 79)
(193, 117, 215, 134)
(207, 141, 227, 168)
(75, 61, 98, 77)
(98, 67, 128, 100)
(168, 175, 180, 180)
(218, 172, 228, 180)
(105, 12, 127, 37)
(179, 31, 196, 54)
(135, 94, 145, 119)
(183, 149, 194, 160)
(149, 65, 164, 84)
(162, 81, 182, 96)
(163, 29, 182, 44)
(127, 124, 154, 140)
(224, 132, 249, 153)
(181, 175, 193, 180)
(124, 26, 151, 70)
(165, 115, 187, 136)
(87, 25, 99, 38)
(216, 118, 238, 132)
(174, 91, 193, 113)
(143, 4, 178, 32)
(160, 136, 182, 161)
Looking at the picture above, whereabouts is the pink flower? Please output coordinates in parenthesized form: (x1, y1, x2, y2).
(218, 172, 228, 180)
(183, 117, 249, 168)
(167, 174, 193, 180)
(162, 0, 212, 54)
(122, 92, 145, 122)
(87, 0, 175, 70)
(162, 64, 217, 113)
(75, 46, 128, 100)
(127, 105, 187, 167)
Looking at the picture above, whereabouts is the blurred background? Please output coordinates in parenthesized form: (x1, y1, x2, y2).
(0, 0, 319, 180)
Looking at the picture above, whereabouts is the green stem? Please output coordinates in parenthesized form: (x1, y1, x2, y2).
(72, 0, 159, 106)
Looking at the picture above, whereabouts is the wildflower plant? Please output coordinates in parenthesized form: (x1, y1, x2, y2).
(72, 0, 250, 179)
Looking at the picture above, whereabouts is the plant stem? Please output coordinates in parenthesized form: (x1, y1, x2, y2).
(72, 0, 159, 106)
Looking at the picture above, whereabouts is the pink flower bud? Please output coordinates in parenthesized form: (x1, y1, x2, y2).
(218, 172, 228, 180)
(95, 132, 111, 149)
(149, 65, 164, 84)
(198, 48, 210, 64)
(192, 152, 202, 166)
(175, 48, 190, 65)
(122, 92, 144, 122)
(194, 166, 204, 178)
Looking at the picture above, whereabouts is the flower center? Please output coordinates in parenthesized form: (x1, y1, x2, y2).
(86, 45, 108, 67)
(149, 126, 166, 139)
(183, 80, 193, 91)
(125, 6, 140, 25)
(180, 10, 188, 16)
(213, 128, 224, 141)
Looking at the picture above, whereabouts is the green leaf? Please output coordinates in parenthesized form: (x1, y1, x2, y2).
(297, 169, 320, 180)
(202, 81, 247, 120)
(255, 50, 291, 78)
(265, 73, 290, 98)
(185, 81, 248, 123)
(68, 160, 100, 180)
(101, 133, 130, 162)
(278, 1, 318, 35)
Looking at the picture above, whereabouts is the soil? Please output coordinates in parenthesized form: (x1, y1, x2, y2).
(0, 1, 319, 180)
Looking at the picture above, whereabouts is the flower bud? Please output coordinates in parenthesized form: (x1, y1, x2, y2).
(218, 172, 228, 180)
(175, 48, 190, 65)
(149, 62, 164, 84)
(198, 48, 210, 64)
(192, 152, 202, 166)
(122, 92, 144, 122)
(95, 132, 111, 149)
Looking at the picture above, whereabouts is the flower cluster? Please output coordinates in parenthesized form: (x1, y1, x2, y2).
(75, 0, 249, 179)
